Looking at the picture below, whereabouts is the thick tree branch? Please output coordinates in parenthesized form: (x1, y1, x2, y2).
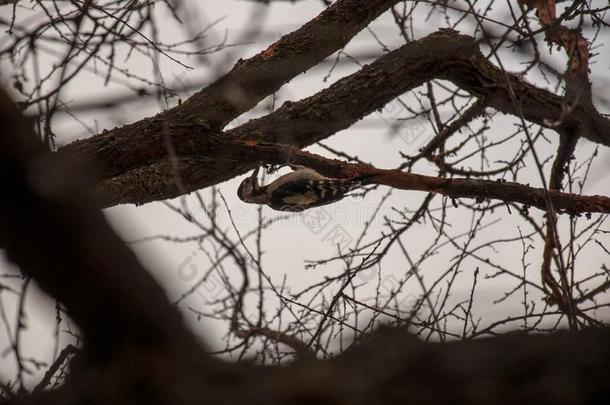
(230, 30, 609, 147)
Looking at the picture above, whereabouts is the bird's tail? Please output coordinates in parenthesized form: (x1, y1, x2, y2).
(348, 173, 378, 186)
(338, 173, 378, 193)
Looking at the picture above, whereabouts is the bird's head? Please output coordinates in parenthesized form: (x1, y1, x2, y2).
(237, 167, 266, 203)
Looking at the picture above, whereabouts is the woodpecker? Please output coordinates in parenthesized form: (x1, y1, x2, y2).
(237, 166, 375, 211)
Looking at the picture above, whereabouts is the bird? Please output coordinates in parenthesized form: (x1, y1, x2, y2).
(237, 166, 376, 211)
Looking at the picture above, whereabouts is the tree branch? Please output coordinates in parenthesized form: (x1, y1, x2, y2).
(237, 142, 610, 215)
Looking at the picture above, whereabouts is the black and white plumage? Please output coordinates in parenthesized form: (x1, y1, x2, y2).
(237, 166, 375, 211)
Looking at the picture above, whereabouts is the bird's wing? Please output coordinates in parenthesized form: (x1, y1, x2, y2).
(270, 179, 350, 210)
(265, 168, 326, 194)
